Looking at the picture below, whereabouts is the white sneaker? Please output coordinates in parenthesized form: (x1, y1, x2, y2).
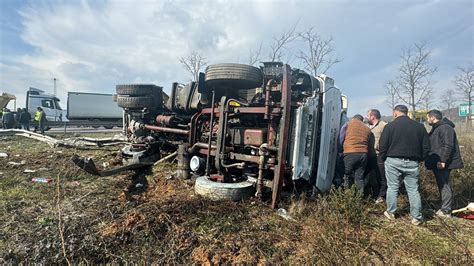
(435, 209, 452, 218)
(411, 218, 423, 226)
(375, 197, 384, 204)
(384, 211, 395, 220)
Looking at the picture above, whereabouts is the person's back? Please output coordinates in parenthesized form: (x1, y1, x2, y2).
(3, 111, 14, 124)
(343, 119, 371, 154)
(379, 116, 430, 162)
(2, 110, 14, 128)
(341, 115, 371, 195)
(19, 111, 28, 123)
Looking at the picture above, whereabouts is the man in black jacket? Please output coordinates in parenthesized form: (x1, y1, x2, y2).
(379, 105, 430, 225)
(426, 110, 463, 218)
(1, 108, 15, 129)
(19, 108, 31, 131)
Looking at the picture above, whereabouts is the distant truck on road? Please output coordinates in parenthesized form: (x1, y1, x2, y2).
(67, 92, 123, 128)
(26, 87, 123, 128)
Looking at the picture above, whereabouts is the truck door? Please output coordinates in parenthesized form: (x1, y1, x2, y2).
(40, 98, 58, 121)
(54, 99, 64, 121)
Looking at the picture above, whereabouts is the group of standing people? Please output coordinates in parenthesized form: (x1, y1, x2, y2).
(1, 107, 47, 134)
(339, 104, 463, 225)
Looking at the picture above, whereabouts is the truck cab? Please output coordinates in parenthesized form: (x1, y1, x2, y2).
(26, 87, 65, 121)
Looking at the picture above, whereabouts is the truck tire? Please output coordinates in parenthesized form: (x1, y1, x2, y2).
(205, 63, 263, 89)
(116, 84, 157, 96)
(194, 176, 255, 201)
(117, 96, 155, 109)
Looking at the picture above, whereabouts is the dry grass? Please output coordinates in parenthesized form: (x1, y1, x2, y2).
(0, 132, 473, 263)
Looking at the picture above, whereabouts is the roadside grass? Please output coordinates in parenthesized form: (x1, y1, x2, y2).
(0, 131, 473, 263)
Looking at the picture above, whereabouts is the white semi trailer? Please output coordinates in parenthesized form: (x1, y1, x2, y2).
(67, 92, 122, 124)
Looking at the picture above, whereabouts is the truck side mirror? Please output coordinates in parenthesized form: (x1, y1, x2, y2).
(197, 72, 207, 93)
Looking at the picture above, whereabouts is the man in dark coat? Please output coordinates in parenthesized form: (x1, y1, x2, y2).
(19, 108, 31, 131)
(15, 108, 22, 129)
(426, 110, 464, 218)
(1, 108, 15, 129)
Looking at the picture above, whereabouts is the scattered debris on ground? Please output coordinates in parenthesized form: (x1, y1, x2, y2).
(0, 133, 473, 263)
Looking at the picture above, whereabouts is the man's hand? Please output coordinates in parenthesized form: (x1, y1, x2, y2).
(437, 162, 446, 169)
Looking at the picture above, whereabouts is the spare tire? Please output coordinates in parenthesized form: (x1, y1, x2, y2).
(117, 96, 155, 109)
(194, 176, 255, 201)
(116, 84, 158, 96)
(205, 63, 263, 89)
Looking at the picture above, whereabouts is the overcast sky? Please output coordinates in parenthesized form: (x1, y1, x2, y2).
(1, 0, 473, 115)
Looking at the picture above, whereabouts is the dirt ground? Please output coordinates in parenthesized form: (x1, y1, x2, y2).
(0, 132, 473, 264)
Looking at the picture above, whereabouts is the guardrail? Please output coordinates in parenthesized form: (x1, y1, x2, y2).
(47, 120, 123, 128)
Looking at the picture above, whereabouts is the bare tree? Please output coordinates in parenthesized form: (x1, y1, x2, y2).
(396, 42, 437, 116)
(385, 80, 399, 110)
(248, 41, 263, 66)
(419, 87, 434, 110)
(179, 51, 208, 81)
(297, 27, 341, 75)
(268, 24, 298, 62)
(440, 88, 457, 118)
(453, 63, 474, 128)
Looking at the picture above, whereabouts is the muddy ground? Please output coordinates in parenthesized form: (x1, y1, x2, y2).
(0, 133, 473, 264)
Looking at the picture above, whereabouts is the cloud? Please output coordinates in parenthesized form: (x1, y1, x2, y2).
(0, 0, 472, 116)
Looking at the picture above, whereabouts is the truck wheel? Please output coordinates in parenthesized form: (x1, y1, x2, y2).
(194, 176, 255, 201)
(205, 63, 263, 89)
(116, 84, 158, 96)
(117, 96, 155, 109)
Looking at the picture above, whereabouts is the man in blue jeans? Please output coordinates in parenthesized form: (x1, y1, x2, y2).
(379, 105, 430, 225)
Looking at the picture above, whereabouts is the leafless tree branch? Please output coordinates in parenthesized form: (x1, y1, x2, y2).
(297, 27, 341, 75)
(396, 42, 437, 115)
(179, 51, 208, 81)
(248, 41, 263, 66)
(268, 23, 298, 62)
(453, 62, 474, 128)
(385, 80, 400, 109)
(440, 88, 457, 118)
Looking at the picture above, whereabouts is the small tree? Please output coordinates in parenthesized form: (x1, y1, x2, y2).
(268, 24, 298, 62)
(248, 41, 263, 66)
(440, 88, 457, 119)
(297, 27, 341, 75)
(179, 51, 208, 81)
(420, 87, 434, 110)
(385, 80, 399, 110)
(453, 63, 473, 128)
(396, 42, 437, 116)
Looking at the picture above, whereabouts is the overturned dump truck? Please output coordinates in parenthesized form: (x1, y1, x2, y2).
(74, 62, 343, 208)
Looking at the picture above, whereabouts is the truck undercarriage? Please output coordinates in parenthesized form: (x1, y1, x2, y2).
(73, 62, 342, 208)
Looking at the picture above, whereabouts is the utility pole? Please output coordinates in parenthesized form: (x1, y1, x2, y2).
(53, 78, 57, 96)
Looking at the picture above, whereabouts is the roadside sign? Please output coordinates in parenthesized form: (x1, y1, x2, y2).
(459, 103, 474, 117)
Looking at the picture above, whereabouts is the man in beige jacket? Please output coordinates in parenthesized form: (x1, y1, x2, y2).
(367, 109, 387, 203)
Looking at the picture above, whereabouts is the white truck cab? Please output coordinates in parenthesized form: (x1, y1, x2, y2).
(26, 87, 65, 121)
